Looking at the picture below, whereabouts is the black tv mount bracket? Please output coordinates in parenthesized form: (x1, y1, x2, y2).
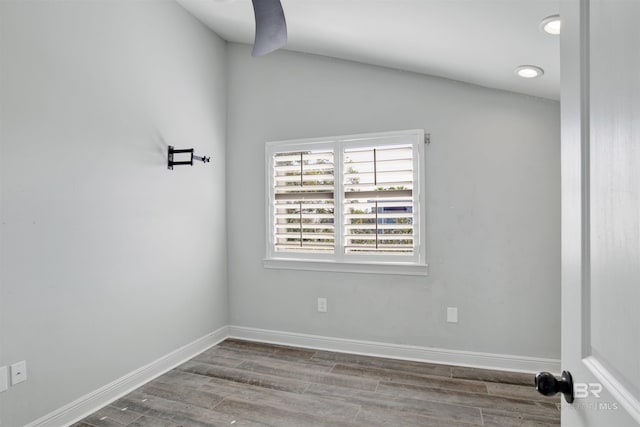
(167, 146, 210, 170)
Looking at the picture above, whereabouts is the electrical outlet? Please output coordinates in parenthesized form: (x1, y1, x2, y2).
(447, 307, 458, 323)
(0, 366, 7, 392)
(10, 361, 27, 385)
(317, 297, 328, 313)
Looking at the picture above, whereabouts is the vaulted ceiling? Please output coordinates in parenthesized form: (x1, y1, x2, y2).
(178, 0, 560, 100)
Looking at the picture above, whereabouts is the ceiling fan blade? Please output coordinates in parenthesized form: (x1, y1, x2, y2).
(251, 0, 287, 57)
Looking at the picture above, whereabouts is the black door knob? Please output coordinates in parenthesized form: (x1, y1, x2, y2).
(535, 370, 574, 403)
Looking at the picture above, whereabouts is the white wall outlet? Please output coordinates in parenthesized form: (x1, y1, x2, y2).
(317, 297, 328, 313)
(10, 361, 27, 385)
(0, 366, 8, 392)
(447, 307, 458, 323)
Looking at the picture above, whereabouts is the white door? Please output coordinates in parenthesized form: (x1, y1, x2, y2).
(561, 0, 640, 425)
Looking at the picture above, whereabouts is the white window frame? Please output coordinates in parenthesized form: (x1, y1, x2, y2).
(264, 129, 427, 276)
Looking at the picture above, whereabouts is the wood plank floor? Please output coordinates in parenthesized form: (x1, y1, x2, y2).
(72, 339, 560, 427)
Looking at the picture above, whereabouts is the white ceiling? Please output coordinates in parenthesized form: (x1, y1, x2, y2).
(178, 0, 560, 100)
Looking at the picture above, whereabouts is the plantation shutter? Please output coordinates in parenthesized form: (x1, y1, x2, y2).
(273, 149, 335, 253)
(343, 144, 414, 254)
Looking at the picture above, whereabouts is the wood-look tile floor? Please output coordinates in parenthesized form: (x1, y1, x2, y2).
(72, 339, 560, 427)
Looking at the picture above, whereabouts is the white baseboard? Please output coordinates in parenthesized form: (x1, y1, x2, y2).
(26, 326, 229, 427)
(228, 325, 560, 374)
(27, 324, 560, 427)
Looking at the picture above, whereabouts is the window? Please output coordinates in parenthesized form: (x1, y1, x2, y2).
(265, 130, 427, 275)
(272, 148, 335, 253)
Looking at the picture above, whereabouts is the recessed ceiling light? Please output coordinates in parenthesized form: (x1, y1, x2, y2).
(540, 15, 561, 35)
(514, 65, 544, 79)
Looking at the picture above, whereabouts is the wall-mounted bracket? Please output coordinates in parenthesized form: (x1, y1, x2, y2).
(168, 146, 210, 170)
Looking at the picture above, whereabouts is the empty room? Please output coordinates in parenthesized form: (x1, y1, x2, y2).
(1, 0, 638, 426)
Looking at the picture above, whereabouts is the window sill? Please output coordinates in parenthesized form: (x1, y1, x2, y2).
(263, 258, 428, 276)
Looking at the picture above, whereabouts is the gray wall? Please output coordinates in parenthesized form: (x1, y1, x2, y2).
(0, 1, 228, 425)
(226, 43, 560, 359)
